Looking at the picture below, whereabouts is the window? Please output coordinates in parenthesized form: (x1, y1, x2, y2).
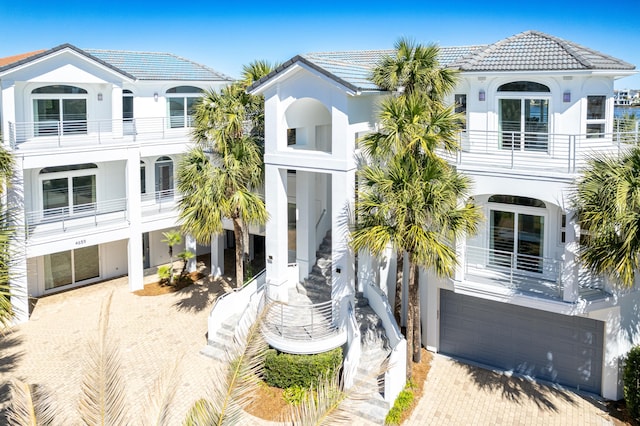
(287, 128, 297, 145)
(32, 85, 87, 136)
(559, 213, 566, 244)
(40, 163, 97, 216)
(497, 82, 550, 152)
(44, 245, 99, 290)
(155, 156, 173, 198)
(166, 86, 203, 128)
(140, 161, 146, 194)
(586, 95, 606, 138)
(123, 90, 134, 120)
(454, 94, 467, 129)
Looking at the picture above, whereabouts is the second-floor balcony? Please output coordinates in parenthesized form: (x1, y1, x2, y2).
(462, 245, 609, 303)
(8, 116, 196, 151)
(439, 129, 640, 175)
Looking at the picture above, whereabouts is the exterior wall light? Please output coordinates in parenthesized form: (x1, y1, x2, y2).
(97, 93, 103, 101)
(336, 267, 341, 274)
(154, 92, 159, 102)
(563, 91, 571, 103)
(479, 90, 486, 102)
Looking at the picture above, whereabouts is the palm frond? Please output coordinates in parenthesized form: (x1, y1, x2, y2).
(8, 379, 63, 426)
(142, 359, 182, 426)
(77, 292, 130, 425)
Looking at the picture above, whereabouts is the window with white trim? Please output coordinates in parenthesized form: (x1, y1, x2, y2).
(40, 163, 97, 216)
(586, 95, 606, 138)
(44, 245, 99, 290)
(32, 85, 88, 136)
(166, 86, 203, 128)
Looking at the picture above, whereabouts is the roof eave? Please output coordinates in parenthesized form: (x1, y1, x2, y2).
(0, 43, 136, 81)
(248, 55, 364, 96)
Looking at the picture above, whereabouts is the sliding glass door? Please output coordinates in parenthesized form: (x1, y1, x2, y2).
(499, 98, 549, 152)
(490, 210, 544, 273)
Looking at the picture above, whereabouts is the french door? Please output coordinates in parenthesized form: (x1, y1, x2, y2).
(490, 210, 544, 273)
(499, 98, 549, 152)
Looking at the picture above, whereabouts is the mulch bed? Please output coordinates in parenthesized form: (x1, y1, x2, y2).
(133, 271, 204, 296)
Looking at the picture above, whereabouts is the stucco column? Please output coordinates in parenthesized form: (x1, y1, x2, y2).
(296, 170, 315, 281)
(111, 85, 123, 138)
(330, 169, 356, 323)
(8, 162, 29, 323)
(185, 234, 197, 273)
(126, 148, 143, 291)
(265, 165, 289, 302)
(562, 212, 579, 302)
(209, 234, 224, 278)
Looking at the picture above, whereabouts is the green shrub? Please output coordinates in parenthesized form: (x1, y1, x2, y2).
(157, 265, 171, 285)
(384, 387, 414, 425)
(263, 347, 342, 389)
(282, 385, 308, 406)
(624, 345, 640, 420)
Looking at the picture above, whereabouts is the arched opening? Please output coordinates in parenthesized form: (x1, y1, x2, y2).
(497, 81, 550, 152)
(284, 98, 331, 152)
(32, 85, 88, 136)
(154, 156, 174, 198)
(40, 163, 97, 216)
(166, 86, 204, 128)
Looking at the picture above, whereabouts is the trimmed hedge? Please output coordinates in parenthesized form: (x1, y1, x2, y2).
(624, 345, 640, 420)
(263, 347, 342, 389)
(385, 384, 415, 425)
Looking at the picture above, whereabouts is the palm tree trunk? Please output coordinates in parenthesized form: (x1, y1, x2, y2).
(233, 219, 244, 288)
(405, 255, 417, 380)
(394, 251, 403, 326)
(410, 262, 421, 363)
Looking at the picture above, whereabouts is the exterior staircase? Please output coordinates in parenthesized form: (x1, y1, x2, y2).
(200, 312, 242, 361)
(291, 230, 333, 304)
(352, 292, 392, 425)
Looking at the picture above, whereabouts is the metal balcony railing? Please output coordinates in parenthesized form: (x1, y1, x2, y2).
(25, 197, 128, 235)
(262, 294, 341, 341)
(439, 129, 640, 174)
(141, 189, 179, 215)
(8, 116, 195, 150)
(464, 245, 564, 299)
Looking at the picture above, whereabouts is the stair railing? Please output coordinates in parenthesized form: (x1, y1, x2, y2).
(342, 300, 361, 389)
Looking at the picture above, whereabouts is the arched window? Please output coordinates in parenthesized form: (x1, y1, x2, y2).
(140, 161, 146, 194)
(498, 81, 550, 153)
(166, 86, 203, 128)
(155, 156, 173, 197)
(40, 164, 97, 216)
(488, 195, 546, 208)
(32, 85, 88, 136)
(498, 81, 550, 92)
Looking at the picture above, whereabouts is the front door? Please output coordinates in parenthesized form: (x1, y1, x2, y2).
(499, 99, 549, 152)
(490, 210, 544, 273)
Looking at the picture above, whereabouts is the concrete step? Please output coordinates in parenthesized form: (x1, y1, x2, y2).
(352, 395, 389, 425)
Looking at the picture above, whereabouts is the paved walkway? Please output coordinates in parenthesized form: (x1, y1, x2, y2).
(0, 275, 619, 425)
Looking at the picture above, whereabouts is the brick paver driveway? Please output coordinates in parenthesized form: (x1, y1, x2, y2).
(0, 275, 619, 425)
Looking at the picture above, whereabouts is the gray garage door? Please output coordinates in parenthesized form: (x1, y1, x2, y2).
(439, 290, 603, 394)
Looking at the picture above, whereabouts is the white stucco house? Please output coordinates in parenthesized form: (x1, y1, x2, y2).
(0, 44, 239, 323)
(236, 30, 640, 406)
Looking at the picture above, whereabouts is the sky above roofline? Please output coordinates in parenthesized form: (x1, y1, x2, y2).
(1, 0, 638, 89)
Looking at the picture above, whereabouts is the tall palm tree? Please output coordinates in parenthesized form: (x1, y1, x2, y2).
(572, 146, 640, 287)
(0, 142, 14, 327)
(178, 62, 276, 287)
(355, 39, 478, 377)
(352, 151, 479, 378)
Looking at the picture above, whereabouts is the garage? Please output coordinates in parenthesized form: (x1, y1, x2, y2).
(439, 290, 604, 394)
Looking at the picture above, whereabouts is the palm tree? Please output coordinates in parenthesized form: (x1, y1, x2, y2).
(0, 142, 14, 327)
(355, 39, 479, 377)
(178, 62, 276, 288)
(572, 146, 640, 287)
(352, 151, 479, 378)
(161, 230, 182, 285)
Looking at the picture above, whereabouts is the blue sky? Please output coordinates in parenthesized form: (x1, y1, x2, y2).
(1, 0, 639, 88)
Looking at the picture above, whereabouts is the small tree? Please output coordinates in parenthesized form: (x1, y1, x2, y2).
(177, 250, 195, 278)
(625, 345, 640, 421)
(161, 231, 182, 285)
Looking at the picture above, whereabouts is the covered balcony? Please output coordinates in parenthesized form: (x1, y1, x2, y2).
(461, 245, 609, 303)
(439, 129, 640, 174)
(7, 116, 195, 151)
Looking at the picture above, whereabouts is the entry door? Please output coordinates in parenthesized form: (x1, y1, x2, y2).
(500, 99, 549, 152)
(490, 210, 544, 273)
(155, 162, 173, 198)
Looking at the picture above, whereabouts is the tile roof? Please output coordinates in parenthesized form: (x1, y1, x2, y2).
(449, 30, 636, 71)
(250, 31, 635, 93)
(84, 49, 233, 81)
(0, 44, 232, 82)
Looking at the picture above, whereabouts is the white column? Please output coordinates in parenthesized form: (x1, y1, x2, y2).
(186, 234, 197, 273)
(8, 163, 29, 323)
(331, 169, 356, 312)
(265, 165, 289, 302)
(111, 85, 123, 138)
(126, 148, 143, 291)
(296, 171, 315, 281)
(1, 81, 16, 146)
(563, 212, 579, 302)
(210, 234, 224, 278)
(424, 270, 439, 352)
